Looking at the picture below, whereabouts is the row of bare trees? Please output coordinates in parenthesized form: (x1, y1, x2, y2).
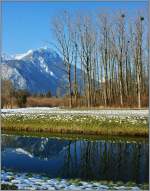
(52, 11, 148, 108)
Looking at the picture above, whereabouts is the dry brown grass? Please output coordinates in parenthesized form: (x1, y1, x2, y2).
(27, 97, 69, 107)
(3, 95, 148, 109)
(26, 96, 148, 109)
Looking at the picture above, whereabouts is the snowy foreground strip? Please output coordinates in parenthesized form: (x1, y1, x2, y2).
(1, 170, 143, 191)
(1, 107, 148, 118)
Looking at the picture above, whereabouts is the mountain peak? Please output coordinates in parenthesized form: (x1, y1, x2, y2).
(1, 47, 66, 95)
(1, 47, 82, 95)
(14, 47, 59, 61)
(15, 49, 33, 60)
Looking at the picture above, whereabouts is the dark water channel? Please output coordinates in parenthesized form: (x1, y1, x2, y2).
(1, 133, 149, 184)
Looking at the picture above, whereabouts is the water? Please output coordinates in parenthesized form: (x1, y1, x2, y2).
(1, 133, 149, 184)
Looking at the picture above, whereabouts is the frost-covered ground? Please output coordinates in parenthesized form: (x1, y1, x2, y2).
(1, 107, 148, 118)
(1, 170, 144, 191)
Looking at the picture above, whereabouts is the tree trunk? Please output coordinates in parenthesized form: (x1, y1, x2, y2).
(68, 64, 72, 108)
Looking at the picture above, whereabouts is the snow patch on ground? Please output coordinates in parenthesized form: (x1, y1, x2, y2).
(1, 107, 148, 118)
(1, 170, 143, 191)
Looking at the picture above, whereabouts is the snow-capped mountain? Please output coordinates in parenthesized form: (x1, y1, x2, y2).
(1, 53, 14, 60)
(2, 135, 70, 160)
(1, 47, 81, 95)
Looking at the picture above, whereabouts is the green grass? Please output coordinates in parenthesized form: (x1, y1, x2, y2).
(1, 114, 148, 137)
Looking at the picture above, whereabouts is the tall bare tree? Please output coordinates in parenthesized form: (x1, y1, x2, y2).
(52, 11, 74, 108)
(51, 10, 148, 108)
(133, 16, 144, 108)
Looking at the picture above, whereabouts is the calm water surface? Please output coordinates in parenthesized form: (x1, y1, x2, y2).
(2, 134, 149, 184)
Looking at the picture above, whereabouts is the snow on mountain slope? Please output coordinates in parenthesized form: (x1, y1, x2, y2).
(1, 64, 27, 89)
(1, 47, 80, 95)
(1, 53, 14, 60)
(2, 134, 70, 160)
(15, 148, 34, 158)
(15, 49, 33, 60)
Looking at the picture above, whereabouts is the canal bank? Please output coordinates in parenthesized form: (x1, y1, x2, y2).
(1, 108, 148, 137)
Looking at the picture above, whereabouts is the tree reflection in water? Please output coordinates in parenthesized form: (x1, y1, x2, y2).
(2, 134, 148, 184)
(61, 140, 148, 183)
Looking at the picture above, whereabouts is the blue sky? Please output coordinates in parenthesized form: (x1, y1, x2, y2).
(2, 1, 148, 55)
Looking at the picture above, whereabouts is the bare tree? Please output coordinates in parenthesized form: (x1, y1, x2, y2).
(51, 10, 148, 108)
(77, 15, 96, 107)
(52, 11, 74, 108)
(133, 16, 144, 108)
(1, 80, 14, 108)
(98, 14, 111, 106)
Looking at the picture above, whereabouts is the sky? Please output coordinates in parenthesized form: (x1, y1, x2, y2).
(2, 1, 148, 55)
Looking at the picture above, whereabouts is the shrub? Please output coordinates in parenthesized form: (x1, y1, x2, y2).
(14, 90, 29, 108)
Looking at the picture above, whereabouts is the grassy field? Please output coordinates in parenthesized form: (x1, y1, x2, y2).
(2, 114, 148, 137)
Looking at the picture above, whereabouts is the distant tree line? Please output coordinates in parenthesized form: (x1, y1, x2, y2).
(1, 80, 52, 108)
(52, 11, 148, 108)
(32, 91, 52, 98)
(1, 80, 29, 108)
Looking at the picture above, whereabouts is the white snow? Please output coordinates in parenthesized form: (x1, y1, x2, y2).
(1, 47, 66, 95)
(15, 148, 33, 158)
(1, 65, 27, 89)
(38, 56, 57, 77)
(50, 71, 55, 77)
(1, 53, 14, 60)
(15, 50, 33, 60)
(1, 170, 144, 191)
(38, 56, 45, 64)
(1, 107, 148, 118)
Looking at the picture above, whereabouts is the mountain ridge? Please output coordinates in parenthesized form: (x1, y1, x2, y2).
(1, 47, 81, 96)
